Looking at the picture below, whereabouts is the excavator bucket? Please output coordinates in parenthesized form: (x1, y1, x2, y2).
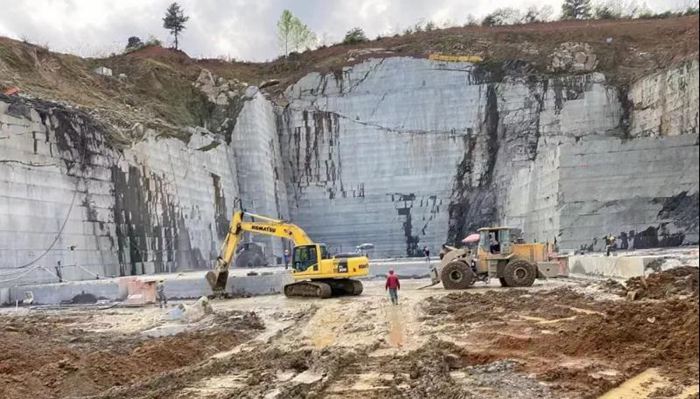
(205, 270, 229, 295)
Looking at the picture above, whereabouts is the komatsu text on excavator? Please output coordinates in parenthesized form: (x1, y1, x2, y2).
(205, 211, 369, 299)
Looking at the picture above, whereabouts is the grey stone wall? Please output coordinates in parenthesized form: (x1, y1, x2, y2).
(279, 57, 697, 256)
(0, 96, 240, 287)
(558, 134, 699, 251)
(279, 58, 480, 256)
(1, 56, 698, 287)
(231, 89, 290, 264)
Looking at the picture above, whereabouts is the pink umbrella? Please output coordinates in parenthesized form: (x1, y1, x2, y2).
(462, 233, 480, 244)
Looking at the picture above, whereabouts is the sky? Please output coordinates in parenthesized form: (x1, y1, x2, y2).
(0, 0, 695, 62)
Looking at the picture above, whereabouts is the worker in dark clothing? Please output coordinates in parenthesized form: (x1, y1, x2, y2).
(385, 269, 401, 305)
(489, 235, 500, 254)
(423, 246, 430, 264)
(283, 249, 291, 269)
(156, 280, 167, 308)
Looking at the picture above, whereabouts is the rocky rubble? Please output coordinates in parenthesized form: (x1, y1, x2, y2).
(194, 68, 247, 105)
(549, 42, 598, 72)
(625, 266, 699, 299)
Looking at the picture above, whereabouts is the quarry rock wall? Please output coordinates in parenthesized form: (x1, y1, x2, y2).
(231, 90, 289, 264)
(280, 57, 698, 256)
(0, 96, 240, 286)
(1, 55, 698, 286)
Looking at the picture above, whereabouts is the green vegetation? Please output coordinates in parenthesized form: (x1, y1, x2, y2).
(342, 28, 368, 45)
(163, 2, 189, 50)
(277, 10, 316, 57)
(562, 0, 593, 20)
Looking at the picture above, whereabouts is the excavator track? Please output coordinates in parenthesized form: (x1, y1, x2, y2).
(327, 279, 363, 296)
(284, 281, 333, 298)
(348, 279, 363, 295)
(283, 279, 363, 298)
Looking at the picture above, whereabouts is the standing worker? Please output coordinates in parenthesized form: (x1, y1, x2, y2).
(156, 280, 167, 308)
(605, 233, 617, 256)
(283, 249, 291, 270)
(423, 246, 430, 264)
(385, 269, 401, 305)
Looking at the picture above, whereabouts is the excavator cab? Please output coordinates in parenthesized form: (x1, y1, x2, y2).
(291, 244, 330, 272)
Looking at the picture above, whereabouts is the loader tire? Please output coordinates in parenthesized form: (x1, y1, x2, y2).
(499, 277, 509, 287)
(440, 261, 475, 290)
(502, 259, 537, 287)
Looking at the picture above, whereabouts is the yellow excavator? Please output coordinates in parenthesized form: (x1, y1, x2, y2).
(205, 210, 369, 298)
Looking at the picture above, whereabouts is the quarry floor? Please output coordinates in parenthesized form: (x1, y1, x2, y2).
(1, 271, 698, 399)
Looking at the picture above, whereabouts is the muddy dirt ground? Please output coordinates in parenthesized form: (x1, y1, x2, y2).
(1, 268, 698, 399)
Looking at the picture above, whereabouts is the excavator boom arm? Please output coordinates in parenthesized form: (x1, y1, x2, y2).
(206, 211, 313, 295)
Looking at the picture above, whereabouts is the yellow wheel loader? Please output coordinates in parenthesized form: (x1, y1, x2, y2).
(205, 211, 369, 298)
(430, 227, 562, 289)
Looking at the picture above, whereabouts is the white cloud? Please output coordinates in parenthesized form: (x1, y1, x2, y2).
(0, 0, 689, 61)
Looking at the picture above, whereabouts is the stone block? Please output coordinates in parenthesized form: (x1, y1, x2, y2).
(567, 254, 659, 278)
(0, 287, 9, 305)
(227, 272, 294, 296)
(8, 280, 120, 305)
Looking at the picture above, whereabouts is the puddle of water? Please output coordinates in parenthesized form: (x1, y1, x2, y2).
(519, 315, 578, 325)
(276, 370, 296, 382)
(599, 368, 699, 399)
(292, 370, 323, 384)
(568, 306, 605, 316)
(181, 374, 248, 396)
(141, 323, 188, 337)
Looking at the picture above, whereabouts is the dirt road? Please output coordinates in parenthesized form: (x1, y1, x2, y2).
(1, 271, 698, 399)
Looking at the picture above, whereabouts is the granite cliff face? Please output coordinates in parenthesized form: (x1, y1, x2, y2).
(1, 46, 698, 285)
(279, 57, 698, 255)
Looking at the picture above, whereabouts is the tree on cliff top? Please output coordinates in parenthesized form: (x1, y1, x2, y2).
(524, 5, 554, 23)
(277, 10, 316, 57)
(481, 8, 522, 26)
(561, 0, 593, 19)
(125, 36, 143, 52)
(342, 28, 368, 44)
(163, 2, 189, 50)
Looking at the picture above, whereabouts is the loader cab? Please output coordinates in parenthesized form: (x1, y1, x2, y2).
(291, 244, 330, 272)
(478, 227, 514, 257)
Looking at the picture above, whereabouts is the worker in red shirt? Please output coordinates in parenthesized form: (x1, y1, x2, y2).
(385, 269, 401, 305)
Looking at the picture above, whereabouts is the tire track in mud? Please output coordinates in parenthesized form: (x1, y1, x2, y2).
(92, 281, 565, 399)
